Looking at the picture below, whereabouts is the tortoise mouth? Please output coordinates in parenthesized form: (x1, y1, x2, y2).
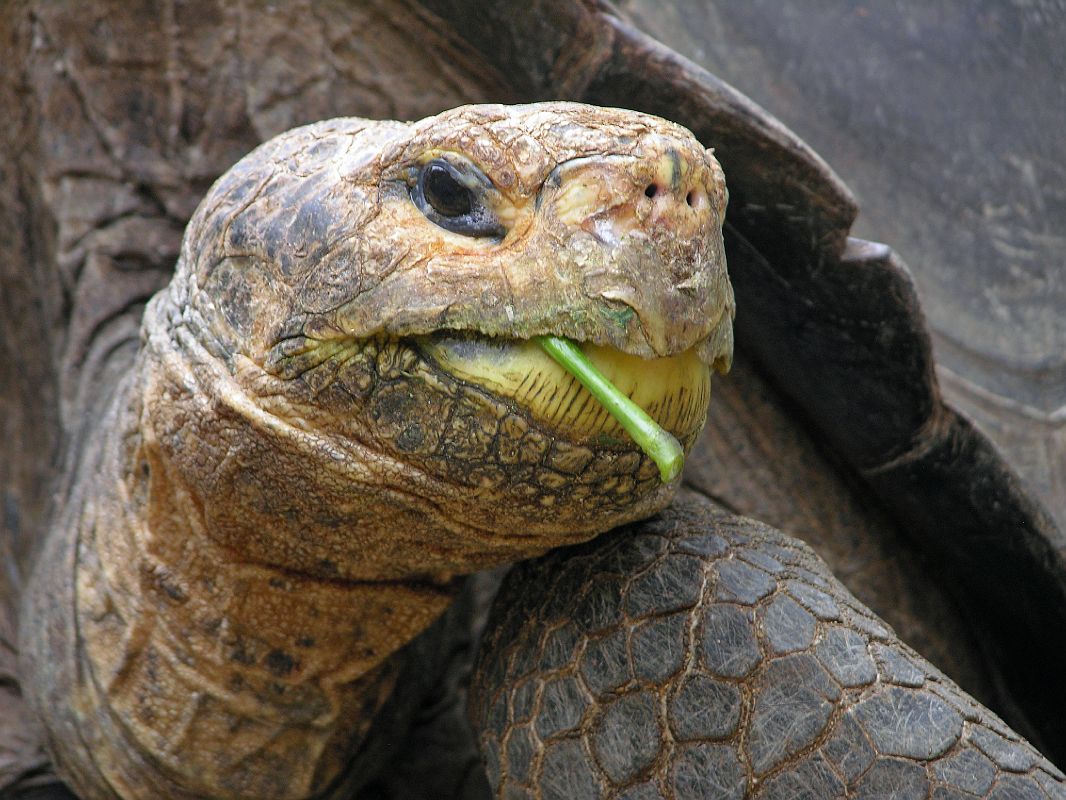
(415, 331, 711, 447)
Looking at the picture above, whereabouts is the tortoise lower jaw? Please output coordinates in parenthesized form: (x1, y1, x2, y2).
(415, 331, 712, 447)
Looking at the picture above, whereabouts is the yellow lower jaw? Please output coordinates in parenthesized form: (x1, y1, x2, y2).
(418, 335, 711, 445)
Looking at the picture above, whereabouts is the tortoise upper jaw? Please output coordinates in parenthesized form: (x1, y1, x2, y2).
(698, 305, 735, 374)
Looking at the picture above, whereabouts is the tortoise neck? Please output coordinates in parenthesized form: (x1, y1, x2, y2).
(24, 321, 456, 800)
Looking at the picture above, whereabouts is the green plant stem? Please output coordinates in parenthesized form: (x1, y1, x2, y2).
(535, 335, 684, 483)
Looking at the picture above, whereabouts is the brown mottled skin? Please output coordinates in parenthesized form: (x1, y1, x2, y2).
(18, 103, 733, 800)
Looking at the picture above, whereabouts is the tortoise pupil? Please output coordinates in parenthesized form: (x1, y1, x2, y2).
(422, 164, 472, 217)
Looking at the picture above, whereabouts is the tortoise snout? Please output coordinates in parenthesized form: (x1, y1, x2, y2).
(641, 176, 716, 238)
(546, 138, 725, 246)
(637, 143, 722, 239)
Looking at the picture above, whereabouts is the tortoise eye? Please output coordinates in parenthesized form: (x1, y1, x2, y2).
(412, 158, 505, 239)
(420, 163, 473, 217)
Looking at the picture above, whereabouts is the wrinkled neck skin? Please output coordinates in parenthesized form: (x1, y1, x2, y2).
(20, 283, 461, 800)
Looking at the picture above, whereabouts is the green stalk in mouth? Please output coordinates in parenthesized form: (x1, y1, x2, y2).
(535, 335, 685, 483)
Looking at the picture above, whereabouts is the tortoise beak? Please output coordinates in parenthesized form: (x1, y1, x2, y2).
(699, 304, 734, 374)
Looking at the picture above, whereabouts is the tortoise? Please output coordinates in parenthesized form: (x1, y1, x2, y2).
(1, 2, 1064, 799)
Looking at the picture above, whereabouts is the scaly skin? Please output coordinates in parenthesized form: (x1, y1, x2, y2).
(18, 104, 732, 800)
(472, 491, 1066, 799)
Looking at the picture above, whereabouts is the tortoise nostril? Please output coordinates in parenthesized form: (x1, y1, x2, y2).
(645, 184, 658, 199)
(686, 189, 705, 209)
